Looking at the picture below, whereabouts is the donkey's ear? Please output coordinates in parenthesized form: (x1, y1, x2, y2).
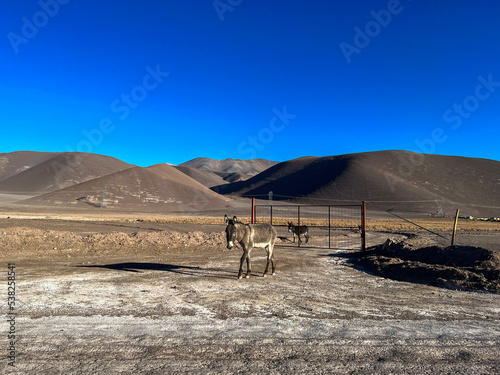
(224, 214, 229, 224)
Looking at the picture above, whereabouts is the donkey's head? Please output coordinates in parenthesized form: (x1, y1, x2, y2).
(288, 222, 294, 233)
(224, 214, 240, 249)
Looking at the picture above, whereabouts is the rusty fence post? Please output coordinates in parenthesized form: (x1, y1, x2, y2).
(297, 205, 301, 247)
(251, 198, 256, 224)
(361, 201, 366, 251)
(328, 205, 331, 249)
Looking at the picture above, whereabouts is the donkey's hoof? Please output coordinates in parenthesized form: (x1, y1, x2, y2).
(238, 276, 242, 279)
(263, 274, 267, 277)
(245, 275, 250, 279)
(272, 272, 276, 276)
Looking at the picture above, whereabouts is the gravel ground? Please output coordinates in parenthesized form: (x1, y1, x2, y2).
(0, 217, 499, 374)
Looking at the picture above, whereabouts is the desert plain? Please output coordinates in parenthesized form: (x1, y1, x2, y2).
(0, 210, 499, 374)
(0, 151, 499, 373)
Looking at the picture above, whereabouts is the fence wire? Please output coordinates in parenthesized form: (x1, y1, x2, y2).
(364, 200, 499, 247)
(255, 204, 362, 250)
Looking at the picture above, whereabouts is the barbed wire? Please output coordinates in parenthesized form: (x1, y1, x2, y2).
(242, 193, 440, 202)
(365, 201, 458, 245)
(249, 194, 459, 245)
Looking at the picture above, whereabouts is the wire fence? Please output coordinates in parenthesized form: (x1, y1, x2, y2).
(255, 204, 363, 250)
(252, 197, 499, 249)
(364, 200, 499, 248)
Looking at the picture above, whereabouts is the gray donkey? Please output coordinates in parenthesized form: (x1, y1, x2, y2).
(224, 215, 277, 279)
(288, 222, 309, 244)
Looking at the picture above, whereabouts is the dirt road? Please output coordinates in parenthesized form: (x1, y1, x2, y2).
(1, 217, 499, 374)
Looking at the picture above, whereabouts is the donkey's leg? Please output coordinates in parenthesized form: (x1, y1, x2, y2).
(238, 250, 249, 279)
(245, 251, 252, 278)
(305, 232, 309, 243)
(271, 242, 276, 275)
(271, 251, 276, 275)
(263, 245, 271, 277)
(264, 244, 276, 276)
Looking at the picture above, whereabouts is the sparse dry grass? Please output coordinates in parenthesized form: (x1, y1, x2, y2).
(127, 216, 499, 232)
(2, 211, 498, 232)
(123, 216, 227, 225)
(367, 218, 499, 232)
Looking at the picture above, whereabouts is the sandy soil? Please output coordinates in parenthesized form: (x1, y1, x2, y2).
(1, 216, 499, 374)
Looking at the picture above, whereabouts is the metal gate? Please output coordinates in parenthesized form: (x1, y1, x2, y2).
(255, 204, 365, 250)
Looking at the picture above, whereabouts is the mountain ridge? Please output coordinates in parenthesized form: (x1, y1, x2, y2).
(0, 152, 134, 194)
(1, 150, 498, 216)
(214, 150, 500, 216)
(19, 163, 232, 212)
(179, 157, 278, 183)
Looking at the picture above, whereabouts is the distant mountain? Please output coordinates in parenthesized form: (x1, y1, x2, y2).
(4, 150, 499, 217)
(217, 172, 249, 184)
(0, 151, 60, 181)
(179, 157, 278, 182)
(174, 165, 227, 188)
(21, 163, 232, 212)
(215, 151, 500, 217)
(0, 152, 134, 194)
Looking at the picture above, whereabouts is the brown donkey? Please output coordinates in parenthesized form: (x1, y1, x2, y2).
(224, 215, 277, 279)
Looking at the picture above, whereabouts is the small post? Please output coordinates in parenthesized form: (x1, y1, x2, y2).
(451, 209, 460, 246)
(361, 201, 366, 251)
(251, 198, 256, 224)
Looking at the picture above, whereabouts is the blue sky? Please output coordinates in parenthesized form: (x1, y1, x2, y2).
(1, 0, 499, 167)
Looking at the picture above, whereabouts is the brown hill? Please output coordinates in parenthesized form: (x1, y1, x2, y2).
(179, 157, 278, 182)
(0, 152, 134, 194)
(0, 151, 60, 181)
(20, 163, 232, 213)
(217, 172, 249, 183)
(216, 151, 500, 217)
(174, 166, 227, 188)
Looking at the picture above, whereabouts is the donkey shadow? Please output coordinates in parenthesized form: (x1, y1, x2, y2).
(76, 262, 235, 279)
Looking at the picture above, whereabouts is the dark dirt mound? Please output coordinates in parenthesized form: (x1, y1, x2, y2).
(345, 240, 500, 293)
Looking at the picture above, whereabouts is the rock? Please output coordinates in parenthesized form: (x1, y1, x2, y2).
(382, 239, 394, 251)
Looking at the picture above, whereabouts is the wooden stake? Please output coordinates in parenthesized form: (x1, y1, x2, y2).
(451, 209, 460, 246)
